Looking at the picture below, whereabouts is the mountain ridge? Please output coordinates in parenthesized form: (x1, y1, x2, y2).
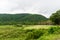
(0, 13, 48, 25)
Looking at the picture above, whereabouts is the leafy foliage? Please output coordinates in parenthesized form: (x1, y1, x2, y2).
(50, 10, 60, 25)
(0, 13, 48, 25)
(0, 25, 60, 40)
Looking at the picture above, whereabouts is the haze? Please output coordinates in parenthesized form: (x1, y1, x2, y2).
(0, 0, 60, 18)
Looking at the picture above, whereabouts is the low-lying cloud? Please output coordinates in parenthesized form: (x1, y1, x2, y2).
(0, 0, 60, 18)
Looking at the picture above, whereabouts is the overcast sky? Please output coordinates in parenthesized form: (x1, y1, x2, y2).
(0, 0, 60, 18)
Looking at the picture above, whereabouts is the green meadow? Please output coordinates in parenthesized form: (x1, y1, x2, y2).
(0, 25, 59, 40)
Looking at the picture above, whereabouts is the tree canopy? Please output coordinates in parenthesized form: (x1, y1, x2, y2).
(0, 13, 48, 25)
(50, 10, 60, 25)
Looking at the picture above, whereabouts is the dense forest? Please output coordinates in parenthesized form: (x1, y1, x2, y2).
(0, 13, 48, 25)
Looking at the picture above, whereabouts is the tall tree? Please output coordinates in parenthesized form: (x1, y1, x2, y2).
(50, 10, 60, 25)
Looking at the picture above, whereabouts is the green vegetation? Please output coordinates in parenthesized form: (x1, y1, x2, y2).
(0, 10, 60, 40)
(0, 25, 59, 40)
(50, 10, 60, 25)
(0, 13, 48, 25)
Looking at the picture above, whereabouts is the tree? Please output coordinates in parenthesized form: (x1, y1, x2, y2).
(50, 10, 60, 25)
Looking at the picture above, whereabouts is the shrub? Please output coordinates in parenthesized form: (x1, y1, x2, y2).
(25, 29, 45, 40)
(15, 24, 23, 27)
(48, 26, 60, 34)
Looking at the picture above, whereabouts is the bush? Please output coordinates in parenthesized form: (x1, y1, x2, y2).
(15, 24, 23, 27)
(48, 26, 60, 34)
(25, 29, 46, 40)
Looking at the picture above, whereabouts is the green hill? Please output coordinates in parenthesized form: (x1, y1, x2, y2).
(0, 13, 48, 25)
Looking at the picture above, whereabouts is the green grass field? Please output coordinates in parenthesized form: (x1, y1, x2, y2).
(24, 25, 58, 29)
(0, 25, 59, 40)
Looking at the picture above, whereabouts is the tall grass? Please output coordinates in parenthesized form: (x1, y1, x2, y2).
(0, 25, 60, 40)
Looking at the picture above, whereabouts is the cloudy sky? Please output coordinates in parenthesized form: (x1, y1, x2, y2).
(0, 0, 60, 18)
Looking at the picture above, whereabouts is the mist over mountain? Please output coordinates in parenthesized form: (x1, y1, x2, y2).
(0, 0, 60, 18)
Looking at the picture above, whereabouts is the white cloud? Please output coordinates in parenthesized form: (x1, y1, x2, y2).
(0, 0, 60, 18)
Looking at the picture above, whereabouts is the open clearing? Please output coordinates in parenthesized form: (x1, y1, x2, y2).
(0, 25, 59, 29)
(0, 25, 59, 40)
(24, 25, 58, 30)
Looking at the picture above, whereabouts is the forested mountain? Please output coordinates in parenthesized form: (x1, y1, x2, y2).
(0, 13, 48, 25)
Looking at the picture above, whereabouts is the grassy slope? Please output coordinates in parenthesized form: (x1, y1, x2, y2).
(0, 25, 59, 40)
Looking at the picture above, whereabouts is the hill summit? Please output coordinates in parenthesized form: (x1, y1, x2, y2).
(0, 13, 48, 25)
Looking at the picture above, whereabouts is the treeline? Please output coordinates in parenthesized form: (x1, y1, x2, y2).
(0, 10, 60, 25)
(0, 13, 48, 25)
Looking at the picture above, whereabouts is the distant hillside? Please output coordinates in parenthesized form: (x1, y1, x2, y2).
(0, 13, 48, 25)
